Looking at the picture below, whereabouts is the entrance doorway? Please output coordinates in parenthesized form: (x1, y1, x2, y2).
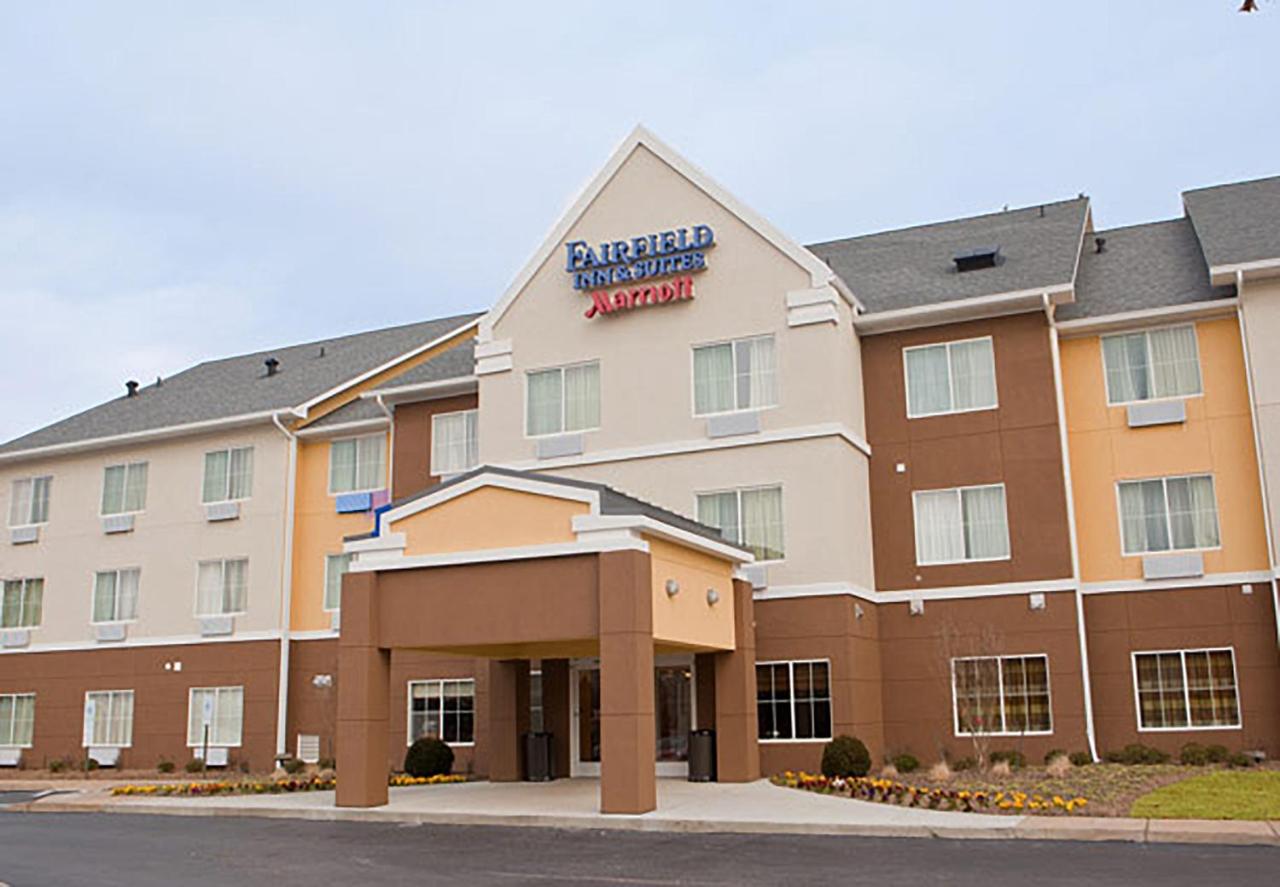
(569, 656, 695, 777)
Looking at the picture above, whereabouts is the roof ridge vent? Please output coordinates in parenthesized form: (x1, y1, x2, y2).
(264, 357, 280, 377)
(953, 245, 1001, 273)
(125, 380, 139, 397)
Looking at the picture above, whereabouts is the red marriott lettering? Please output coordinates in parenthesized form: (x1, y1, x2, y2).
(584, 276, 695, 320)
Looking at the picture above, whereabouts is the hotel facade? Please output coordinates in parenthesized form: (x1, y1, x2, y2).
(2, 129, 1279, 813)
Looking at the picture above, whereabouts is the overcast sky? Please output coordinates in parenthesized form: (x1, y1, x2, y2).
(1, 3, 1275, 442)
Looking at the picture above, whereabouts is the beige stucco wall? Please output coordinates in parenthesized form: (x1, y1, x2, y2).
(1241, 277, 1280, 565)
(0, 423, 290, 647)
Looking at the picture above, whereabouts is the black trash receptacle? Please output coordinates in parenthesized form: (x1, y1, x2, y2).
(524, 732, 554, 782)
(688, 728, 716, 782)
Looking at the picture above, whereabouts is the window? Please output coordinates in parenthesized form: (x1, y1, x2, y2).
(323, 553, 352, 612)
(202, 447, 254, 503)
(1102, 325, 1201, 405)
(196, 559, 248, 616)
(101, 462, 148, 515)
(1, 578, 43, 629)
(0, 693, 35, 747)
(328, 434, 386, 494)
(408, 679, 475, 744)
(187, 686, 244, 747)
(84, 690, 134, 747)
(756, 661, 831, 741)
(952, 655, 1052, 736)
(696, 485, 785, 561)
(1134, 649, 1240, 730)
(1118, 474, 1220, 555)
(92, 569, 140, 623)
(913, 484, 1010, 565)
(526, 362, 600, 437)
(904, 337, 997, 418)
(431, 410, 479, 477)
(693, 335, 778, 416)
(9, 476, 51, 526)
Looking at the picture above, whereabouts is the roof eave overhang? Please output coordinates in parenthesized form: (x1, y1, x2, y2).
(362, 375, 479, 406)
(1054, 297, 1241, 338)
(1209, 257, 1280, 286)
(853, 284, 1073, 335)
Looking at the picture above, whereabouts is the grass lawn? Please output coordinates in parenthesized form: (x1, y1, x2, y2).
(1130, 770, 1280, 820)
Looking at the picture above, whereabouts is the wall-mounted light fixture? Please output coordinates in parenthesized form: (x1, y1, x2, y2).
(665, 579, 680, 597)
(312, 674, 334, 689)
(706, 587, 720, 605)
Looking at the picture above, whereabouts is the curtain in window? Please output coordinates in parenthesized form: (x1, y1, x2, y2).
(741, 487, 784, 560)
(93, 572, 118, 623)
(0, 695, 35, 746)
(1185, 650, 1239, 727)
(1, 581, 20, 628)
(324, 554, 351, 611)
(693, 344, 735, 415)
(102, 466, 126, 515)
(116, 569, 139, 621)
(949, 339, 997, 411)
(216, 688, 243, 746)
(961, 485, 1010, 560)
(563, 363, 600, 432)
(22, 580, 41, 628)
(1165, 475, 1219, 550)
(734, 336, 777, 410)
(123, 463, 147, 513)
(1136, 652, 1188, 729)
(526, 369, 564, 436)
(196, 562, 224, 616)
(202, 451, 229, 503)
(914, 489, 964, 564)
(89, 692, 134, 746)
(696, 492, 740, 545)
(905, 345, 951, 416)
(9, 479, 32, 526)
(1119, 479, 1171, 554)
(433, 412, 478, 476)
(1102, 332, 1150, 403)
(329, 440, 357, 492)
(1149, 326, 1201, 398)
(30, 476, 50, 524)
(355, 436, 385, 491)
(953, 658, 1003, 735)
(228, 448, 253, 500)
(410, 681, 443, 741)
(222, 560, 247, 613)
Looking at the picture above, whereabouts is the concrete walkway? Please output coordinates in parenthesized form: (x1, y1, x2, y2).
(4, 777, 1279, 846)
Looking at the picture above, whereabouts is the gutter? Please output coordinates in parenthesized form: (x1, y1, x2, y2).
(271, 411, 300, 761)
(361, 375, 479, 405)
(855, 284, 1073, 335)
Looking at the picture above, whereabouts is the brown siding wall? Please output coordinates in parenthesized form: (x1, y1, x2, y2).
(862, 312, 1073, 591)
(286, 638, 339, 763)
(0, 640, 280, 772)
(391, 394, 479, 499)
(1085, 584, 1280, 757)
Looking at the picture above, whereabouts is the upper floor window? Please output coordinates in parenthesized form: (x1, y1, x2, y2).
(196, 558, 248, 617)
(92, 568, 140, 624)
(952, 655, 1052, 736)
(323, 553, 352, 612)
(101, 462, 148, 516)
(431, 410, 479, 477)
(202, 447, 254, 503)
(8, 476, 51, 527)
(696, 485, 785, 561)
(408, 678, 476, 745)
(84, 690, 134, 748)
(756, 660, 831, 741)
(1134, 648, 1239, 731)
(329, 434, 386, 495)
(1, 578, 43, 629)
(1118, 474, 1220, 555)
(0, 693, 35, 748)
(526, 361, 600, 437)
(693, 334, 777, 416)
(913, 484, 1010, 565)
(1102, 325, 1201, 405)
(904, 337, 997, 418)
(187, 686, 244, 747)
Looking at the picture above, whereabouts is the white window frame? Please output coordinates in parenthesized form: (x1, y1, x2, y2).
(755, 659, 833, 744)
(323, 553, 351, 613)
(1101, 323, 1203, 407)
(911, 483, 1011, 566)
(406, 678, 476, 747)
(327, 433, 387, 496)
(193, 558, 249, 618)
(90, 567, 141, 625)
(430, 409, 480, 478)
(0, 693, 35, 748)
(523, 360, 601, 439)
(694, 484, 786, 564)
(1131, 647, 1242, 733)
(8, 475, 52, 528)
(902, 335, 998, 419)
(1115, 473, 1221, 557)
(201, 445, 254, 504)
(690, 333, 779, 418)
(1, 578, 43, 629)
(83, 689, 135, 748)
(950, 654, 1054, 738)
(186, 686, 244, 748)
(100, 461, 148, 517)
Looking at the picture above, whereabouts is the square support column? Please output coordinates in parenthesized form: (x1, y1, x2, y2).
(487, 659, 530, 781)
(598, 550, 656, 814)
(714, 579, 760, 783)
(541, 658, 572, 779)
(336, 570, 391, 808)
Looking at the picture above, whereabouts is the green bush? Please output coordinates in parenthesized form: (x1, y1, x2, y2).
(281, 756, 307, 775)
(157, 759, 175, 774)
(1180, 743, 1209, 766)
(951, 756, 976, 772)
(1068, 751, 1093, 767)
(81, 758, 99, 772)
(1104, 743, 1170, 765)
(1043, 748, 1066, 766)
(891, 753, 919, 774)
(185, 758, 205, 774)
(1227, 751, 1254, 768)
(48, 758, 68, 774)
(318, 756, 336, 771)
(1205, 744, 1230, 764)
(989, 750, 1026, 769)
(404, 737, 454, 778)
(820, 735, 871, 778)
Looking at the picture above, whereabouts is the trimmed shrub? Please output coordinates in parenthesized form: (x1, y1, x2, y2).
(1068, 751, 1092, 767)
(318, 756, 336, 771)
(1043, 748, 1066, 766)
(185, 758, 205, 774)
(48, 758, 69, 774)
(820, 735, 871, 778)
(1227, 751, 1254, 769)
(281, 756, 307, 775)
(989, 750, 1026, 770)
(951, 757, 977, 772)
(404, 737, 454, 778)
(891, 753, 920, 774)
(1205, 744, 1230, 764)
(81, 758, 100, 772)
(157, 759, 175, 774)
(1179, 743, 1209, 766)
(1104, 744, 1170, 765)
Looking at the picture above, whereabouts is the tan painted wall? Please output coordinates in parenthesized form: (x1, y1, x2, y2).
(1062, 317, 1270, 582)
(645, 536, 735, 651)
(1240, 278, 1280, 563)
(0, 425, 290, 646)
(393, 487, 586, 557)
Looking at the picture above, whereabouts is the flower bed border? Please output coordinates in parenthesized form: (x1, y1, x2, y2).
(773, 771, 1088, 815)
(111, 773, 465, 797)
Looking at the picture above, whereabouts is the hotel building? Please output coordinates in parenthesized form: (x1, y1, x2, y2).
(1, 129, 1278, 813)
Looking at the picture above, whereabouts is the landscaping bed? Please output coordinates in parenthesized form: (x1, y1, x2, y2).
(110, 773, 466, 797)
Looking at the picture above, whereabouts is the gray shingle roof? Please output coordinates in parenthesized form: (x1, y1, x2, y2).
(1056, 218, 1234, 321)
(1, 312, 482, 455)
(808, 197, 1089, 313)
(304, 397, 387, 429)
(1183, 175, 1280, 270)
(374, 339, 475, 391)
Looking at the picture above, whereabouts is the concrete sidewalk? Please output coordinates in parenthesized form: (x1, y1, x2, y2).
(5, 777, 1279, 847)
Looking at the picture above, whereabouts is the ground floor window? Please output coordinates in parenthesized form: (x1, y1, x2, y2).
(756, 660, 831, 741)
(84, 690, 134, 747)
(0, 693, 35, 747)
(408, 679, 475, 745)
(1134, 648, 1240, 730)
(187, 686, 244, 747)
(952, 655, 1052, 736)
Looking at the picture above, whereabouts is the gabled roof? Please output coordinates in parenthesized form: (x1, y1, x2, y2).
(1183, 175, 1280, 273)
(0, 312, 482, 457)
(373, 339, 475, 392)
(809, 197, 1089, 314)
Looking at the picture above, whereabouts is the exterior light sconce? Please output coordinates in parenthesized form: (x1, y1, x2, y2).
(706, 587, 720, 605)
(312, 674, 334, 689)
(665, 579, 680, 598)
(854, 603, 865, 621)
(908, 596, 924, 616)
(1242, 584, 1254, 596)
(1028, 593, 1046, 611)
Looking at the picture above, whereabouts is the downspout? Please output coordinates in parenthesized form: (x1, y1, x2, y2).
(271, 411, 300, 761)
(1045, 295, 1100, 762)
(1234, 271, 1280, 648)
